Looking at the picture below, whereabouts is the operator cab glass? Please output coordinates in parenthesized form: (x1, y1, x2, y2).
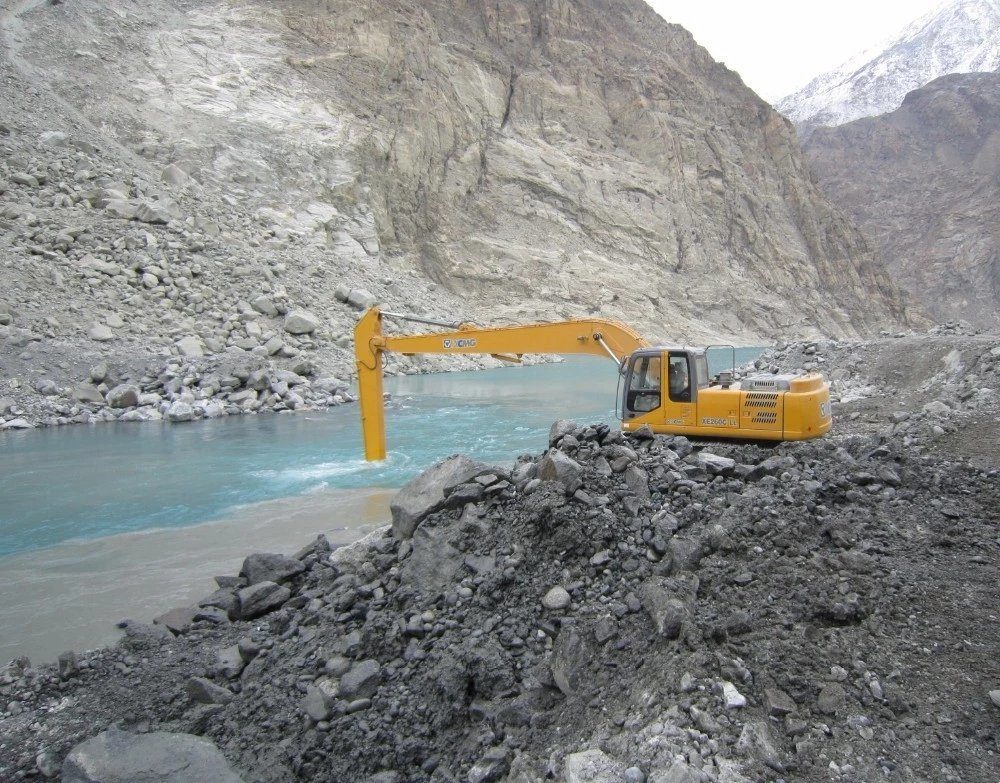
(668, 353, 691, 402)
(623, 354, 661, 416)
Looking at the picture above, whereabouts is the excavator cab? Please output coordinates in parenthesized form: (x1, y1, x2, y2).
(622, 348, 708, 426)
(620, 346, 831, 441)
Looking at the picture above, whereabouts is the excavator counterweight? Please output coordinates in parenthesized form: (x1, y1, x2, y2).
(354, 308, 831, 461)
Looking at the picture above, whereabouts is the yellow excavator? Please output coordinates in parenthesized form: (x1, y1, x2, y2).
(355, 308, 831, 461)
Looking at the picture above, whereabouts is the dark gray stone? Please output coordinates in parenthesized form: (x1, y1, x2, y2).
(537, 449, 584, 493)
(340, 659, 381, 700)
(186, 677, 233, 705)
(61, 728, 243, 782)
(817, 682, 847, 715)
(234, 581, 291, 619)
(638, 575, 697, 639)
(390, 455, 495, 538)
(550, 627, 591, 695)
(153, 606, 198, 635)
(239, 553, 305, 585)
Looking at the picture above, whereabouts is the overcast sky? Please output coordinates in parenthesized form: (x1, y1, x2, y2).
(645, 0, 945, 101)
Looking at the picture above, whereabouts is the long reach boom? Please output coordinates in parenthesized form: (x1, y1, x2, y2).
(354, 307, 649, 460)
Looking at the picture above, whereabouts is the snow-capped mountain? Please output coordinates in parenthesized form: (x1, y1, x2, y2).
(778, 0, 1000, 132)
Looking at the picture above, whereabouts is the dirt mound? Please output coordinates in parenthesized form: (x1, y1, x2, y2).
(1, 417, 997, 782)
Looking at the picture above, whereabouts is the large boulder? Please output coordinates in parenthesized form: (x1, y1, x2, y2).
(390, 455, 495, 538)
(61, 728, 243, 782)
(339, 659, 382, 700)
(176, 336, 205, 358)
(638, 575, 698, 639)
(72, 383, 104, 404)
(537, 449, 584, 493)
(283, 310, 319, 335)
(399, 522, 464, 595)
(239, 552, 306, 585)
(234, 581, 291, 619)
(106, 384, 140, 409)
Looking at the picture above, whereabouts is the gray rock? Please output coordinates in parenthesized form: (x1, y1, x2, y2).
(234, 581, 291, 619)
(817, 682, 846, 715)
(153, 606, 198, 634)
(765, 687, 797, 717)
(88, 322, 114, 342)
(638, 575, 697, 639)
(390, 454, 494, 538)
(283, 310, 319, 334)
(550, 627, 591, 695)
(721, 680, 747, 708)
(240, 552, 306, 585)
(736, 720, 784, 772)
(346, 288, 377, 309)
(251, 295, 278, 317)
(72, 383, 104, 404)
(166, 401, 195, 422)
(399, 522, 464, 595)
(698, 452, 736, 474)
(468, 747, 511, 783)
(548, 419, 578, 445)
(542, 585, 571, 610)
(215, 646, 245, 680)
(624, 464, 651, 503)
(301, 683, 332, 722)
(135, 198, 181, 224)
(0, 418, 33, 430)
(989, 690, 1000, 708)
(564, 749, 625, 783)
(161, 163, 189, 185)
(186, 677, 233, 705)
(177, 336, 205, 357)
(58, 650, 79, 679)
(61, 728, 243, 782)
(106, 384, 140, 409)
(339, 659, 381, 699)
(537, 449, 583, 493)
(34, 378, 58, 395)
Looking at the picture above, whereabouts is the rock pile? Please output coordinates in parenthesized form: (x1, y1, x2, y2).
(1, 421, 997, 782)
(749, 330, 999, 457)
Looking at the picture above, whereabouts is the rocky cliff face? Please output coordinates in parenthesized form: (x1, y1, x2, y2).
(0, 0, 908, 424)
(778, 0, 1000, 137)
(803, 72, 1000, 329)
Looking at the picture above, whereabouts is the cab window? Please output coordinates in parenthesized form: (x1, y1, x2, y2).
(626, 355, 661, 413)
(668, 354, 691, 402)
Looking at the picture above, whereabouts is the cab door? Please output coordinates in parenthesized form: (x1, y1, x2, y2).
(662, 352, 696, 428)
(622, 353, 663, 423)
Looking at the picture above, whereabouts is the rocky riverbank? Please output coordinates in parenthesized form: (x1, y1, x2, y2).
(2, 362, 998, 782)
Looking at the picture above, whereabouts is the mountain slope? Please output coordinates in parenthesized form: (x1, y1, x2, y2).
(779, 0, 1000, 134)
(1, 0, 909, 423)
(803, 72, 1000, 328)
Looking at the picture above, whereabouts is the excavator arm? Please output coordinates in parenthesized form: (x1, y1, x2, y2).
(354, 307, 649, 460)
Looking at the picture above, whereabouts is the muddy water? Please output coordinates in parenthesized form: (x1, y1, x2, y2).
(0, 488, 393, 664)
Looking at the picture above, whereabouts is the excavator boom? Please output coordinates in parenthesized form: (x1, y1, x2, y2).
(354, 307, 831, 461)
(354, 308, 649, 460)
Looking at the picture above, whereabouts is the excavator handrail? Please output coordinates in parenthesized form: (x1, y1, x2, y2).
(354, 307, 650, 461)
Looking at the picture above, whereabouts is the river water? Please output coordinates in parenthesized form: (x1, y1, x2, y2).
(0, 351, 762, 663)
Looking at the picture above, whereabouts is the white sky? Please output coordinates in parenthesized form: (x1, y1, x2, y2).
(646, 0, 946, 101)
